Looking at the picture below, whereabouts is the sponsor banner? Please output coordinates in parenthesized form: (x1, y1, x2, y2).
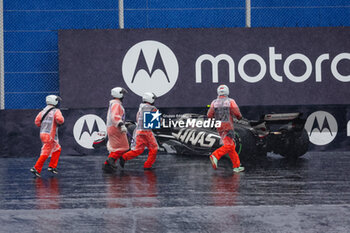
(304, 111, 338, 146)
(73, 114, 107, 149)
(0, 105, 349, 157)
(59, 27, 350, 109)
(0, 109, 42, 157)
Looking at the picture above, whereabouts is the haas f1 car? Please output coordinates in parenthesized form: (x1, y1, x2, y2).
(94, 112, 309, 160)
(151, 112, 309, 160)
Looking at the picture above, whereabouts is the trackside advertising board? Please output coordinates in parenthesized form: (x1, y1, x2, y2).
(59, 27, 350, 108)
(0, 105, 349, 157)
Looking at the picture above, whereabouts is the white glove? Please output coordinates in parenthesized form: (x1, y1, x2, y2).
(120, 125, 127, 133)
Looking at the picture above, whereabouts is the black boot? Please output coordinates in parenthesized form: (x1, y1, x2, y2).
(119, 157, 125, 168)
(106, 157, 117, 169)
(102, 162, 116, 173)
(48, 167, 58, 174)
(30, 167, 41, 177)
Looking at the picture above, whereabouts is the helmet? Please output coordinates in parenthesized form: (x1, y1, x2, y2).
(142, 92, 157, 104)
(46, 95, 62, 106)
(111, 87, 128, 99)
(217, 85, 229, 96)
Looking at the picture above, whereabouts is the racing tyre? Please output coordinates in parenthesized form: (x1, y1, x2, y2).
(234, 127, 260, 161)
(278, 129, 309, 159)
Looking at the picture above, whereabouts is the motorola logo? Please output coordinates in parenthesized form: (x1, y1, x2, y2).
(73, 114, 107, 149)
(305, 111, 338, 146)
(196, 47, 350, 83)
(122, 40, 179, 97)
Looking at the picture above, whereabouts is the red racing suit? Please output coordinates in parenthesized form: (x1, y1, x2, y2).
(122, 103, 159, 169)
(34, 105, 64, 173)
(106, 99, 129, 160)
(207, 96, 242, 168)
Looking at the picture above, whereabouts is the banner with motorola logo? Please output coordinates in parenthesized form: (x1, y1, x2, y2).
(59, 27, 350, 109)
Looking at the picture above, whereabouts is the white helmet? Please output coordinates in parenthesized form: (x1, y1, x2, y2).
(217, 85, 229, 96)
(46, 95, 61, 106)
(111, 87, 128, 99)
(142, 92, 157, 104)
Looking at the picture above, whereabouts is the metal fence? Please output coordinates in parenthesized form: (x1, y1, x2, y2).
(1, 0, 350, 109)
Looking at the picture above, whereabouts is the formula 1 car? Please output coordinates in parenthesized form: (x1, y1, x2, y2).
(94, 112, 309, 160)
(151, 113, 309, 160)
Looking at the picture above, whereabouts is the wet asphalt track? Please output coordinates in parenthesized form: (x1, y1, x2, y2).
(1, 152, 350, 233)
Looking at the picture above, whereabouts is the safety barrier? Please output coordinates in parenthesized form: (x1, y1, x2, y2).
(0, 104, 348, 157)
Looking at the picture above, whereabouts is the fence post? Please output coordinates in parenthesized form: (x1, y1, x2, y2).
(119, 0, 124, 29)
(246, 0, 251, 28)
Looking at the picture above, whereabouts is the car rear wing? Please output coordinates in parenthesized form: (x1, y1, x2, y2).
(260, 112, 306, 132)
(263, 113, 302, 121)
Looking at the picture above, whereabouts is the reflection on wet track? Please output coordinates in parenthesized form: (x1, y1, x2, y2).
(0, 152, 350, 232)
